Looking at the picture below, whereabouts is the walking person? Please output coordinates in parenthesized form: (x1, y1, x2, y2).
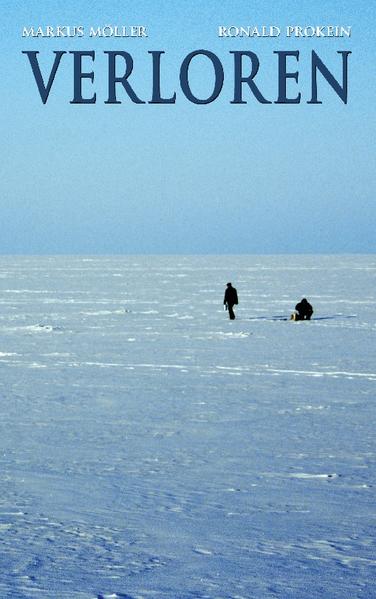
(224, 282, 238, 320)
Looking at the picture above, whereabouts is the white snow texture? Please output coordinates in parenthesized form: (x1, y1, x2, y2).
(0, 255, 375, 599)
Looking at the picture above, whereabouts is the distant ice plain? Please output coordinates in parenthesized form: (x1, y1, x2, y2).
(0, 255, 375, 599)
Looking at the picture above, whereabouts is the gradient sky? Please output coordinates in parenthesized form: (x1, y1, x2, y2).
(2, 0, 375, 254)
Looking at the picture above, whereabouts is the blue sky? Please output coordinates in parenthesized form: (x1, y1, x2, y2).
(1, 0, 375, 253)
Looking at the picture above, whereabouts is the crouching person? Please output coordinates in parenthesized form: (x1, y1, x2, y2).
(292, 298, 313, 321)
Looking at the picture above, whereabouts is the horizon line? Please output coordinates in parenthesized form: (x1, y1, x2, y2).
(0, 252, 374, 258)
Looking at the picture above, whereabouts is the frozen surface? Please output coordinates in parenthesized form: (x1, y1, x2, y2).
(0, 255, 375, 599)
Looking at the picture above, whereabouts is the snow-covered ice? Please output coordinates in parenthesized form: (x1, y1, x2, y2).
(0, 255, 375, 598)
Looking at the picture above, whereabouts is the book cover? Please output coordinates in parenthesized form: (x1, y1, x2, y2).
(2, 1, 375, 598)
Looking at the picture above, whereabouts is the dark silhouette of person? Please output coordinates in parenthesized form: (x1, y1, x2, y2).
(294, 298, 313, 320)
(224, 282, 238, 320)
